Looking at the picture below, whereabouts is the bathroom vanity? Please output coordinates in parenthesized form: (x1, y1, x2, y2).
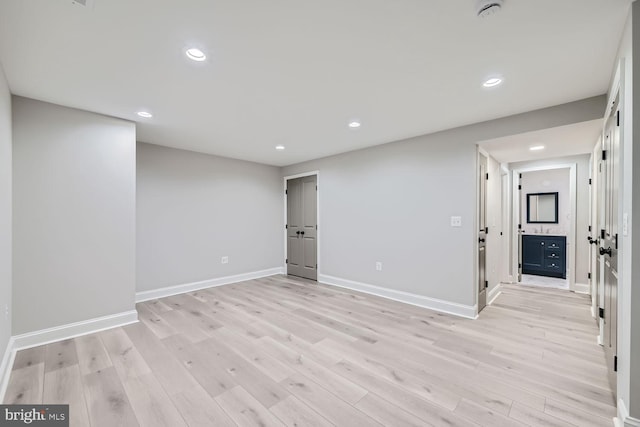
(522, 234, 566, 279)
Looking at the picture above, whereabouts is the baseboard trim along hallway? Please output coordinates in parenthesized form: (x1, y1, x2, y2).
(487, 283, 502, 305)
(0, 336, 16, 404)
(574, 282, 590, 294)
(135, 267, 285, 303)
(318, 274, 478, 319)
(617, 398, 640, 427)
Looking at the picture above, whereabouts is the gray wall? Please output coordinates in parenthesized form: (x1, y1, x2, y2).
(136, 143, 282, 292)
(0, 64, 11, 358)
(520, 168, 571, 235)
(12, 97, 136, 334)
(510, 155, 591, 285)
(282, 97, 605, 307)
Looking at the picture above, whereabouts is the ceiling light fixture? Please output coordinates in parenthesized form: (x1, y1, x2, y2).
(185, 48, 206, 62)
(137, 111, 153, 118)
(275, 145, 285, 150)
(348, 121, 361, 129)
(529, 145, 545, 151)
(483, 77, 503, 88)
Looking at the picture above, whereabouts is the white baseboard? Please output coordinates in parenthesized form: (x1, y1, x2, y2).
(617, 398, 640, 427)
(573, 282, 590, 294)
(136, 267, 285, 303)
(488, 284, 502, 305)
(12, 310, 139, 351)
(624, 417, 640, 427)
(0, 336, 17, 404)
(0, 309, 137, 402)
(318, 274, 477, 319)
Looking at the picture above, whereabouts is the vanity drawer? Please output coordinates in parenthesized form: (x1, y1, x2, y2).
(545, 249, 562, 260)
(544, 259, 563, 271)
(544, 240, 563, 250)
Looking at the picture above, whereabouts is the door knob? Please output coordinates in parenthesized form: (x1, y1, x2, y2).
(599, 246, 612, 256)
(296, 231, 300, 235)
(479, 238, 485, 243)
(300, 231, 305, 236)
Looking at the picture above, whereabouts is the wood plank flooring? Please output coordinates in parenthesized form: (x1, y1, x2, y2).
(3, 276, 616, 426)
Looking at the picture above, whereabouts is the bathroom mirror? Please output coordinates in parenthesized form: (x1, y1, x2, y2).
(527, 192, 558, 223)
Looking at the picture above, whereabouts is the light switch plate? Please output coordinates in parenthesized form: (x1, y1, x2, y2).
(451, 216, 462, 227)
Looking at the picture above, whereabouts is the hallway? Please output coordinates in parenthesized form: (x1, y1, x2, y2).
(4, 277, 615, 426)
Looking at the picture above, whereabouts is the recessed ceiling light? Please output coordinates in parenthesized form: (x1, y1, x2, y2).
(348, 121, 361, 129)
(186, 48, 206, 62)
(137, 111, 153, 118)
(483, 77, 503, 88)
(529, 145, 545, 151)
(275, 145, 285, 150)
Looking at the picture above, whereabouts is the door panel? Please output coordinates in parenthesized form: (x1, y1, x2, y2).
(478, 153, 488, 312)
(287, 175, 318, 281)
(601, 96, 619, 394)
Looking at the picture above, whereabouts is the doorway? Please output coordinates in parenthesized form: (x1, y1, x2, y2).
(511, 164, 578, 291)
(285, 173, 318, 281)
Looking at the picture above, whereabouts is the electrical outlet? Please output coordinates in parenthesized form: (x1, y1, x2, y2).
(451, 216, 462, 227)
(221, 256, 229, 264)
(375, 262, 382, 271)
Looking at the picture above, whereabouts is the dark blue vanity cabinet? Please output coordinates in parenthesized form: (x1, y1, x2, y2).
(522, 235, 566, 278)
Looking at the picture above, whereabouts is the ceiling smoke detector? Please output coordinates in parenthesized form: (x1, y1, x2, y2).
(476, 0, 503, 18)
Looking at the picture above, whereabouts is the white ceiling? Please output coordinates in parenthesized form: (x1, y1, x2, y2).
(479, 118, 603, 164)
(0, 0, 630, 166)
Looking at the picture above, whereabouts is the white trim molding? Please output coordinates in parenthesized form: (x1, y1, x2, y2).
(0, 309, 138, 402)
(12, 310, 138, 351)
(616, 398, 640, 427)
(319, 274, 478, 319)
(135, 267, 284, 303)
(0, 336, 17, 404)
(573, 282, 590, 294)
(487, 283, 502, 305)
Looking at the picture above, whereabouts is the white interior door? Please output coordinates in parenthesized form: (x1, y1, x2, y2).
(600, 95, 619, 393)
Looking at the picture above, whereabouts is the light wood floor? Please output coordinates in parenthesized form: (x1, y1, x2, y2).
(4, 276, 616, 427)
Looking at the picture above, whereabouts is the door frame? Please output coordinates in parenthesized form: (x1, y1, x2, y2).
(283, 171, 320, 277)
(588, 141, 602, 328)
(477, 151, 488, 313)
(510, 163, 578, 291)
(501, 167, 512, 283)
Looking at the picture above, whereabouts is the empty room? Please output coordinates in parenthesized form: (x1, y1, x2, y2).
(1, 1, 639, 426)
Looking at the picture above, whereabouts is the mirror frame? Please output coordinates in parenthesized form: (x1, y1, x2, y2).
(526, 192, 559, 224)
